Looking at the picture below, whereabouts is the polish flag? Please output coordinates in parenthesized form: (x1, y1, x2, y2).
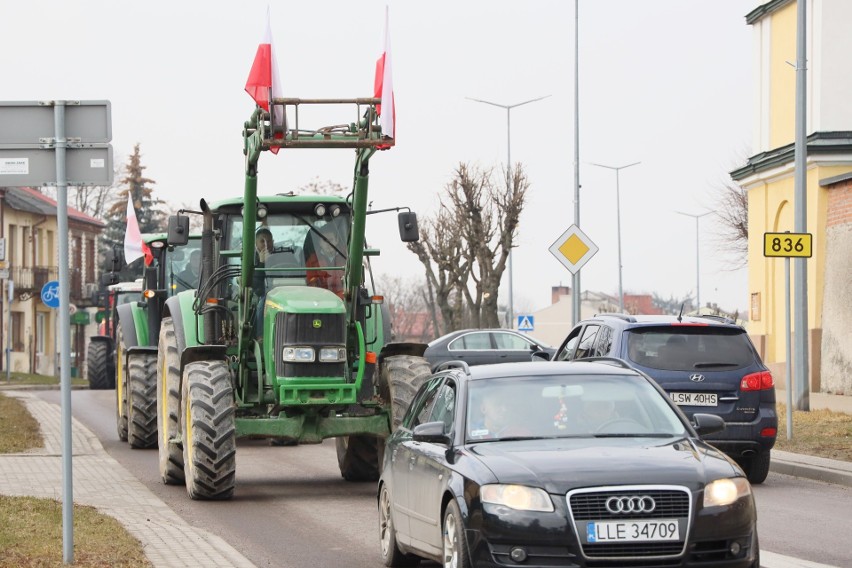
(123, 194, 149, 265)
(373, 6, 395, 142)
(245, 7, 285, 154)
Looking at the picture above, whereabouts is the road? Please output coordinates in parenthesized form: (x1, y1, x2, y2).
(38, 389, 850, 568)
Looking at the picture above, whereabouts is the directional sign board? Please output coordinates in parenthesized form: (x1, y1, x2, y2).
(0, 145, 113, 186)
(0, 100, 112, 144)
(41, 280, 60, 309)
(517, 315, 534, 331)
(763, 232, 813, 258)
(549, 224, 599, 274)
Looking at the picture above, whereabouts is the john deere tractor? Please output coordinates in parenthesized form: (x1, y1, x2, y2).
(111, 234, 202, 448)
(158, 97, 430, 500)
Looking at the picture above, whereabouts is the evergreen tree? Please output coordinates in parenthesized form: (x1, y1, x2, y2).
(100, 144, 167, 280)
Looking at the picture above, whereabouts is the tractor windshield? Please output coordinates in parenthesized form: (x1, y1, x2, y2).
(168, 238, 203, 294)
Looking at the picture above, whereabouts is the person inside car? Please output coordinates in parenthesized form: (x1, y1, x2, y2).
(469, 388, 532, 439)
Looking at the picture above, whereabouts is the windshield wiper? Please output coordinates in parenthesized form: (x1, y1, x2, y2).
(693, 362, 740, 368)
(592, 433, 675, 438)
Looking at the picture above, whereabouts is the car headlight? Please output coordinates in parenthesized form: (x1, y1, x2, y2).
(481, 484, 554, 512)
(704, 477, 751, 507)
(282, 347, 315, 362)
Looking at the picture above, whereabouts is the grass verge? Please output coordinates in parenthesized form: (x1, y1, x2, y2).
(0, 496, 152, 567)
(0, 372, 87, 387)
(0, 394, 151, 566)
(774, 403, 852, 462)
(0, 393, 43, 453)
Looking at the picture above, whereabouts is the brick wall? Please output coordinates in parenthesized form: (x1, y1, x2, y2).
(827, 178, 852, 227)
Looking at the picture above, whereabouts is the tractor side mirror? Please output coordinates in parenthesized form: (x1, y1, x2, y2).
(100, 272, 119, 287)
(167, 215, 190, 246)
(398, 211, 419, 242)
(104, 248, 121, 272)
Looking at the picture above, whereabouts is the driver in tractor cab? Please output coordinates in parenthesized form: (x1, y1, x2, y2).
(305, 222, 346, 299)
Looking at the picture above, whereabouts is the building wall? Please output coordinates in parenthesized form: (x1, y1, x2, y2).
(820, 179, 852, 394)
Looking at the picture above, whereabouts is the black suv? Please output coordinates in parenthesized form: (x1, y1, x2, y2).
(547, 313, 776, 483)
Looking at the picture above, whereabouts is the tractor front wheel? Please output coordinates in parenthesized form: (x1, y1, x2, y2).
(157, 317, 184, 485)
(336, 435, 380, 482)
(127, 352, 158, 449)
(87, 339, 114, 390)
(182, 360, 236, 500)
(114, 328, 128, 441)
(379, 355, 431, 430)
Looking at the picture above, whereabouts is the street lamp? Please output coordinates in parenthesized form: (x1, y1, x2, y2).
(466, 94, 551, 328)
(675, 210, 713, 312)
(588, 161, 640, 313)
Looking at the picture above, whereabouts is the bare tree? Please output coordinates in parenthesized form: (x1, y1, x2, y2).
(298, 177, 347, 196)
(713, 182, 749, 268)
(379, 274, 436, 342)
(409, 162, 529, 332)
(39, 161, 121, 219)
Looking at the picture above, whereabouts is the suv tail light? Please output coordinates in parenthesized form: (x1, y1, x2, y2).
(740, 371, 774, 391)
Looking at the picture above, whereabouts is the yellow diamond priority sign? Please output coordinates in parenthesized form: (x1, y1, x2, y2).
(549, 224, 598, 274)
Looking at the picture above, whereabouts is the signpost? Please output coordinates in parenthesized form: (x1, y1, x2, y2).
(1, 100, 113, 564)
(549, 224, 598, 275)
(763, 231, 813, 439)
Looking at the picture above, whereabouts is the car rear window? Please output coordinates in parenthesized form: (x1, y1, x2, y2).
(626, 326, 756, 371)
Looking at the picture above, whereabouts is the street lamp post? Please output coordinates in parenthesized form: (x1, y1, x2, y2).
(675, 210, 713, 311)
(589, 161, 640, 312)
(466, 94, 551, 328)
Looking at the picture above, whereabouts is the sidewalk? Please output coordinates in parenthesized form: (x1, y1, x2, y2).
(0, 391, 256, 568)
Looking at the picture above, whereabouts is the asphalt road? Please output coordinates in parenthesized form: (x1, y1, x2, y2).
(37, 389, 851, 568)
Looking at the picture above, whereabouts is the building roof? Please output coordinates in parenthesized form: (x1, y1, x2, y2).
(819, 171, 852, 188)
(745, 0, 795, 25)
(730, 131, 852, 181)
(3, 186, 105, 228)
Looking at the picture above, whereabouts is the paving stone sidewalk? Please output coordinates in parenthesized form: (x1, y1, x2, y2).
(0, 391, 256, 568)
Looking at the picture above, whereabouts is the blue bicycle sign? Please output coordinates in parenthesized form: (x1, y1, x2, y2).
(41, 280, 60, 308)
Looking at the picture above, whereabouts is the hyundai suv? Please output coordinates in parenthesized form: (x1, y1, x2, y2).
(547, 313, 776, 483)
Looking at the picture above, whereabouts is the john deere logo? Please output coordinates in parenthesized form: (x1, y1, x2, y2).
(313, 319, 322, 329)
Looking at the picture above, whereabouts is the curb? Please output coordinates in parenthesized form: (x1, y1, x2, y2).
(770, 450, 852, 488)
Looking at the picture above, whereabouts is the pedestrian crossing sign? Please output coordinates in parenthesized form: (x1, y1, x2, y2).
(517, 315, 534, 331)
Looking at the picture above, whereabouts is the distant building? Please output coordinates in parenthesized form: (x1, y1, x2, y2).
(0, 187, 104, 376)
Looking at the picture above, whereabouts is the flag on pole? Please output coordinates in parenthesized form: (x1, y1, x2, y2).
(245, 7, 285, 154)
(124, 194, 146, 265)
(373, 6, 395, 141)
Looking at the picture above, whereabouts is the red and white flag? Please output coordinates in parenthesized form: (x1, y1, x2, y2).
(124, 194, 145, 264)
(373, 6, 395, 141)
(245, 7, 285, 153)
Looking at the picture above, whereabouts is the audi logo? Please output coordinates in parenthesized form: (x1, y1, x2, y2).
(689, 373, 706, 382)
(605, 495, 656, 514)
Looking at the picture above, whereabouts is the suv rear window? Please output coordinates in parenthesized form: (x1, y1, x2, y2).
(626, 326, 755, 371)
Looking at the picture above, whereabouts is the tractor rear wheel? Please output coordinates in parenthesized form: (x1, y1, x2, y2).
(87, 339, 114, 390)
(379, 355, 432, 429)
(114, 328, 128, 442)
(127, 352, 158, 449)
(182, 360, 236, 500)
(157, 317, 184, 484)
(336, 435, 381, 481)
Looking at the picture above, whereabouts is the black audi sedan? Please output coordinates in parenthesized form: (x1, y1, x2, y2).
(377, 360, 758, 568)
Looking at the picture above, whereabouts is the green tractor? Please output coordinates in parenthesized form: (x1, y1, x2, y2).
(86, 278, 142, 390)
(113, 234, 202, 448)
(158, 97, 430, 500)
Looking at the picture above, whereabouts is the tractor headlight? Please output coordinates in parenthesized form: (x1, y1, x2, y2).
(319, 347, 346, 363)
(282, 347, 315, 362)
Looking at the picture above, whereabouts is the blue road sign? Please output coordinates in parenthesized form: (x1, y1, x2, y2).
(41, 280, 60, 308)
(517, 315, 534, 331)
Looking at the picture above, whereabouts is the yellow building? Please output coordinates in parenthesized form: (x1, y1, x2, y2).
(0, 187, 104, 376)
(731, 0, 852, 394)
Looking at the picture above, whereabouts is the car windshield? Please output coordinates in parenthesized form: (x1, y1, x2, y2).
(626, 327, 755, 371)
(466, 374, 687, 442)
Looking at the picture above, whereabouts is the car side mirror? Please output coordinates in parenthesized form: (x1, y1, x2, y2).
(531, 350, 551, 362)
(167, 215, 190, 246)
(398, 211, 419, 242)
(412, 421, 451, 445)
(692, 413, 725, 436)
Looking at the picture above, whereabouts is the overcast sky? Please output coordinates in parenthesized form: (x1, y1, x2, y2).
(1, 0, 758, 318)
